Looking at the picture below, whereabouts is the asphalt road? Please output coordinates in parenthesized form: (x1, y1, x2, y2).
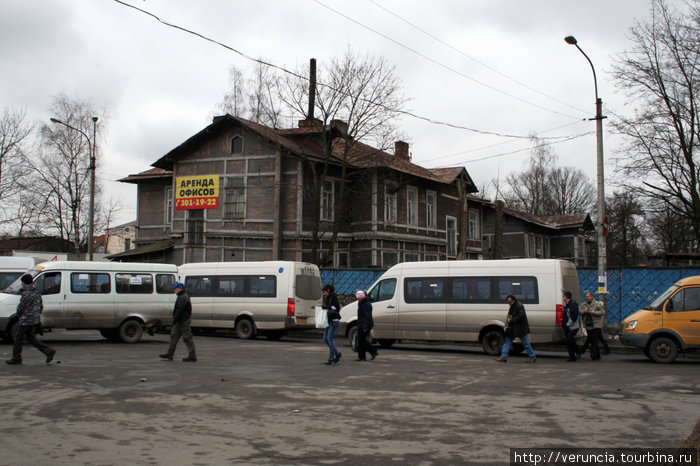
(0, 330, 698, 465)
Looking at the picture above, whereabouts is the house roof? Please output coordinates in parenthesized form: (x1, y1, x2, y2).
(105, 239, 174, 260)
(118, 167, 172, 184)
(133, 114, 472, 188)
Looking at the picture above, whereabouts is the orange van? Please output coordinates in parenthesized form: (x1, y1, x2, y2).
(620, 275, 700, 363)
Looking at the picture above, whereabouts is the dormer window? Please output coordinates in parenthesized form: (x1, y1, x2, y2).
(231, 135, 244, 154)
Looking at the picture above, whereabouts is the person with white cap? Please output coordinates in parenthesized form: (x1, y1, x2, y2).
(355, 290, 377, 361)
(159, 282, 196, 362)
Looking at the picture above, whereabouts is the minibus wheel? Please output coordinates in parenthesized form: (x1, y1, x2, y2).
(99, 328, 120, 342)
(647, 336, 678, 363)
(377, 339, 395, 348)
(3, 320, 19, 343)
(481, 329, 504, 356)
(235, 317, 257, 340)
(347, 325, 358, 350)
(118, 319, 144, 343)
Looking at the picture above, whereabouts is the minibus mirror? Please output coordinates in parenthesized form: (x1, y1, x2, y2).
(666, 299, 673, 312)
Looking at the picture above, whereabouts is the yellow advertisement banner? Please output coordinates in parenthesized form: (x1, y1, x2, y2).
(175, 175, 219, 210)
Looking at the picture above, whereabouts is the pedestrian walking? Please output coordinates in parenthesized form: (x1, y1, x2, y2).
(562, 291, 581, 362)
(321, 284, 341, 365)
(580, 291, 607, 360)
(496, 294, 536, 363)
(5, 274, 56, 365)
(159, 282, 197, 362)
(355, 290, 377, 361)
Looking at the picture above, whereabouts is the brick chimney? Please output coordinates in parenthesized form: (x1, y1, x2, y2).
(394, 141, 409, 161)
(330, 119, 348, 135)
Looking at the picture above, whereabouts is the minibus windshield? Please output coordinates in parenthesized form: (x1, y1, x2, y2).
(647, 285, 678, 311)
(3, 269, 40, 295)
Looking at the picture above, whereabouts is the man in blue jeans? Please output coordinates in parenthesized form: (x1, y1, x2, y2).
(321, 284, 341, 365)
(496, 294, 536, 363)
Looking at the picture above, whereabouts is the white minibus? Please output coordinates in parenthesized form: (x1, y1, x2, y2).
(178, 261, 322, 339)
(0, 261, 178, 343)
(339, 259, 580, 355)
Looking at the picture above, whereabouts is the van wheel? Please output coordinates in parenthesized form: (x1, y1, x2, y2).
(347, 325, 358, 350)
(481, 329, 504, 356)
(119, 320, 144, 343)
(648, 337, 678, 363)
(377, 339, 395, 348)
(236, 318, 256, 340)
(100, 328, 120, 342)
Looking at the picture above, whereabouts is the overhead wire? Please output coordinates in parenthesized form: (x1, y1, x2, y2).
(311, 0, 584, 120)
(367, 0, 589, 115)
(113, 0, 582, 141)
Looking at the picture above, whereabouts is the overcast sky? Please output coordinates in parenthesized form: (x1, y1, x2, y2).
(0, 0, 670, 227)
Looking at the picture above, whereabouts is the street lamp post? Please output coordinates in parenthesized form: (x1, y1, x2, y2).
(50, 117, 99, 261)
(564, 35, 607, 318)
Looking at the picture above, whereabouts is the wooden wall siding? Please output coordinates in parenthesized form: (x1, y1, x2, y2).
(137, 182, 168, 226)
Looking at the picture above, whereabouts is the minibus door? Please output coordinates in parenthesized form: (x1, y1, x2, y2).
(35, 271, 65, 327)
(666, 286, 700, 345)
(399, 277, 447, 340)
(368, 278, 398, 338)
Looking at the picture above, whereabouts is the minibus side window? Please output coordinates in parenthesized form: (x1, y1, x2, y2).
(369, 278, 396, 303)
(156, 274, 176, 294)
(71, 273, 110, 293)
(452, 277, 492, 303)
(404, 278, 446, 303)
(670, 287, 700, 312)
(115, 273, 154, 294)
(218, 276, 246, 297)
(186, 276, 213, 297)
(249, 276, 276, 297)
(497, 277, 538, 304)
(36, 272, 61, 295)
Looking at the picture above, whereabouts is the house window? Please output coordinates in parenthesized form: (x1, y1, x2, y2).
(424, 254, 439, 261)
(529, 234, 536, 258)
(124, 238, 131, 250)
(468, 209, 479, 240)
(405, 253, 419, 262)
(231, 135, 244, 154)
(446, 216, 457, 257)
(186, 210, 204, 245)
(165, 187, 173, 225)
(544, 238, 550, 258)
(407, 186, 418, 226)
(382, 251, 398, 268)
(224, 180, 245, 219)
(385, 186, 397, 224)
(426, 190, 436, 229)
(321, 181, 334, 221)
(536, 235, 543, 258)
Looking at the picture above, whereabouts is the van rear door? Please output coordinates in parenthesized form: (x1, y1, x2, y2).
(293, 264, 321, 325)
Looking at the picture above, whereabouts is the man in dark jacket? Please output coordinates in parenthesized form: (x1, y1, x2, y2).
(355, 290, 377, 361)
(321, 284, 341, 365)
(496, 295, 536, 363)
(6, 274, 56, 365)
(562, 291, 581, 361)
(159, 282, 196, 362)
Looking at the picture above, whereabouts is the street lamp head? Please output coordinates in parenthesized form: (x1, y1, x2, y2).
(92, 116, 98, 123)
(564, 35, 578, 45)
(50, 117, 63, 124)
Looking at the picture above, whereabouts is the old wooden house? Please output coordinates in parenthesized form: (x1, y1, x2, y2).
(116, 115, 479, 266)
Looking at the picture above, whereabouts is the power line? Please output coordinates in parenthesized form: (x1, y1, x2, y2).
(367, 0, 589, 115)
(429, 131, 594, 168)
(311, 0, 583, 120)
(113, 0, 580, 140)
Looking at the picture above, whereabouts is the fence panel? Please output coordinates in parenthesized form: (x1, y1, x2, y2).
(320, 269, 385, 295)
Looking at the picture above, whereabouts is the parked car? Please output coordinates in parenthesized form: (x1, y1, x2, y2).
(0, 261, 178, 343)
(339, 259, 580, 355)
(620, 275, 700, 363)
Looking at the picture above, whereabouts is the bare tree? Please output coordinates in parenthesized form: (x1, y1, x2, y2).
(611, 0, 700, 251)
(502, 136, 595, 216)
(0, 107, 33, 210)
(606, 189, 648, 266)
(218, 66, 246, 117)
(218, 61, 284, 128)
(30, 94, 101, 253)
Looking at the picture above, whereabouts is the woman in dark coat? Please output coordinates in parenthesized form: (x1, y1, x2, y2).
(355, 290, 377, 361)
(496, 294, 536, 363)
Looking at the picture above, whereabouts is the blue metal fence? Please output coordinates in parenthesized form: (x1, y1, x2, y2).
(321, 267, 700, 325)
